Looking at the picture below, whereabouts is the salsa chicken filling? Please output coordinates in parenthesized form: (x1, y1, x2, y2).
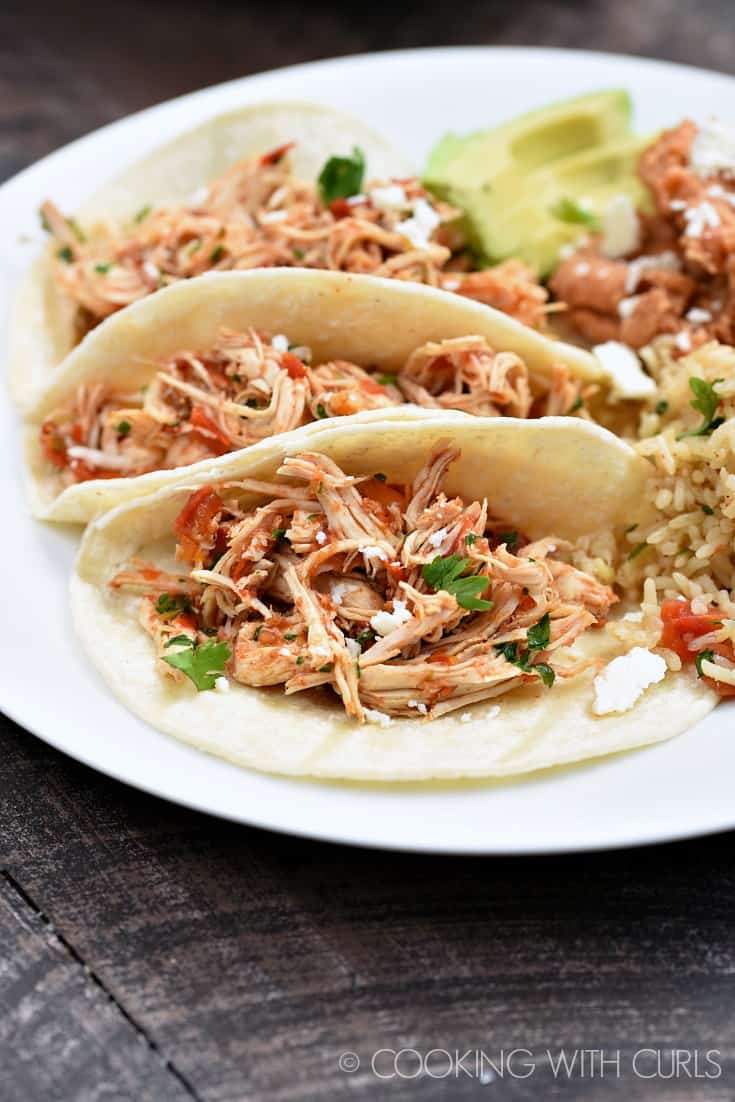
(109, 445, 616, 722)
(40, 144, 548, 336)
(40, 330, 589, 484)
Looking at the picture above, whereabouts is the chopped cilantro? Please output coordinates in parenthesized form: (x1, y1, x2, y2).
(567, 395, 584, 414)
(316, 403, 327, 419)
(549, 196, 600, 229)
(526, 612, 550, 651)
(695, 649, 715, 678)
(210, 244, 225, 263)
(627, 542, 649, 561)
(655, 399, 669, 416)
(94, 262, 112, 274)
(307, 513, 320, 521)
(133, 204, 151, 224)
(377, 373, 398, 387)
(317, 146, 365, 204)
(624, 523, 638, 535)
(422, 554, 493, 612)
(272, 527, 289, 543)
(293, 247, 305, 259)
(57, 246, 73, 263)
(284, 633, 297, 641)
(499, 530, 519, 550)
(116, 420, 131, 436)
(187, 239, 202, 255)
(39, 207, 52, 233)
(355, 628, 374, 648)
(465, 533, 477, 546)
(162, 637, 230, 691)
(494, 636, 555, 688)
(534, 663, 556, 688)
(253, 625, 263, 641)
(155, 593, 192, 618)
(318, 663, 334, 673)
(702, 503, 715, 515)
(677, 376, 725, 439)
(296, 656, 305, 666)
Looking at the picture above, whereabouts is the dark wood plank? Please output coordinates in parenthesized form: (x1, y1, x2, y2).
(4, 1, 735, 1099)
(0, 869, 196, 1102)
(3, 715, 735, 1101)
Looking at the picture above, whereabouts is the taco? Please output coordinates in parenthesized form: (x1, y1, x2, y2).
(71, 412, 716, 781)
(25, 268, 605, 525)
(11, 101, 560, 404)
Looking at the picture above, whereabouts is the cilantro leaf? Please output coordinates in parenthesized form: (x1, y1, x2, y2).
(377, 373, 398, 387)
(655, 399, 669, 415)
(318, 147, 365, 204)
(695, 649, 715, 678)
(499, 530, 519, 550)
(465, 533, 477, 546)
(316, 403, 327, 419)
(94, 262, 112, 274)
(677, 376, 724, 439)
(272, 527, 289, 543)
(133, 204, 152, 224)
(527, 612, 550, 651)
(116, 420, 131, 436)
(155, 593, 192, 619)
(57, 246, 73, 263)
(534, 663, 556, 688)
(549, 196, 600, 229)
(162, 637, 231, 691)
(422, 554, 493, 611)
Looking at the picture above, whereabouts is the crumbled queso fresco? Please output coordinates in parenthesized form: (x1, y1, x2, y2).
(593, 648, 667, 716)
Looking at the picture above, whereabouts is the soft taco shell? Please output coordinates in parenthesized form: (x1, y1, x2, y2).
(71, 412, 716, 781)
(25, 268, 606, 525)
(9, 100, 413, 404)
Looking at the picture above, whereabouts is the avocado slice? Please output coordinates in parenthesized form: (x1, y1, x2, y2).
(424, 89, 643, 276)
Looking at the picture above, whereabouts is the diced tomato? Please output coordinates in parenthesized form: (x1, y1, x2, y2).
(188, 406, 232, 453)
(660, 598, 734, 696)
(69, 459, 121, 482)
(259, 142, 295, 166)
(173, 612, 198, 632)
(39, 421, 69, 469)
(360, 375, 390, 397)
(230, 556, 250, 583)
(386, 560, 408, 583)
(329, 198, 352, 219)
(361, 477, 406, 510)
(70, 423, 85, 444)
(174, 485, 224, 563)
(280, 351, 308, 379)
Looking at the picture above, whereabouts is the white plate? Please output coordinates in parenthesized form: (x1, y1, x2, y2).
(2, 47, 734, 854)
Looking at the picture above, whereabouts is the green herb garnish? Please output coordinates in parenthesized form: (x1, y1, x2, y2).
(318, 663, 334, 673)
(133, 204, 152, 224)
(317, 146, 365, 204)
(284, 633, 297, 641)
(57, 246, 73, 263)
(695, 649, 715, 678)
(567, 395, 584, 414)
(702, 503, 715, 515)
(677, 376, 725, 439)
(377, 373, 398, 387)
(495, 637, 555, 688)
(627, 542, 649, 561)
(316, 404, 327, 419)
(253, 625, 263, 641)
(116, 420, 131, 436)
(296, 656, 305, 666)
(94, 262, 112, 274)
(526, 612, 550, 651)
(210, 245, 225, 263)
(422, 554, 493, 612)
(550, 196, 600, 229)
(272, 527, 289, 543)
(67, 217, 86, 243)
(355, 628, 374, 648)
(465, 533, 477, 546)
(162, 637, 230, 691)
(499, 530, 519, 550)
(293, 248, 305, 259)
(655, 399, 669, 416)
(155, 593, 192, 618)
(624, 523, 638, 535)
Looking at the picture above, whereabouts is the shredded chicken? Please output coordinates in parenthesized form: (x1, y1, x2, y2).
(110, 445, 616, 721)
(40, 144, 550, 335)
(39, 330, 587, 485)
(550, 119, 735, 350)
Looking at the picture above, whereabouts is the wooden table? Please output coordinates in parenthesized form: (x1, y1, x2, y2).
(3, 2, 735, 1098)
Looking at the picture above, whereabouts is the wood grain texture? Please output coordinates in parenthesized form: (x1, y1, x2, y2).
(4, 1, 735, 1099)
